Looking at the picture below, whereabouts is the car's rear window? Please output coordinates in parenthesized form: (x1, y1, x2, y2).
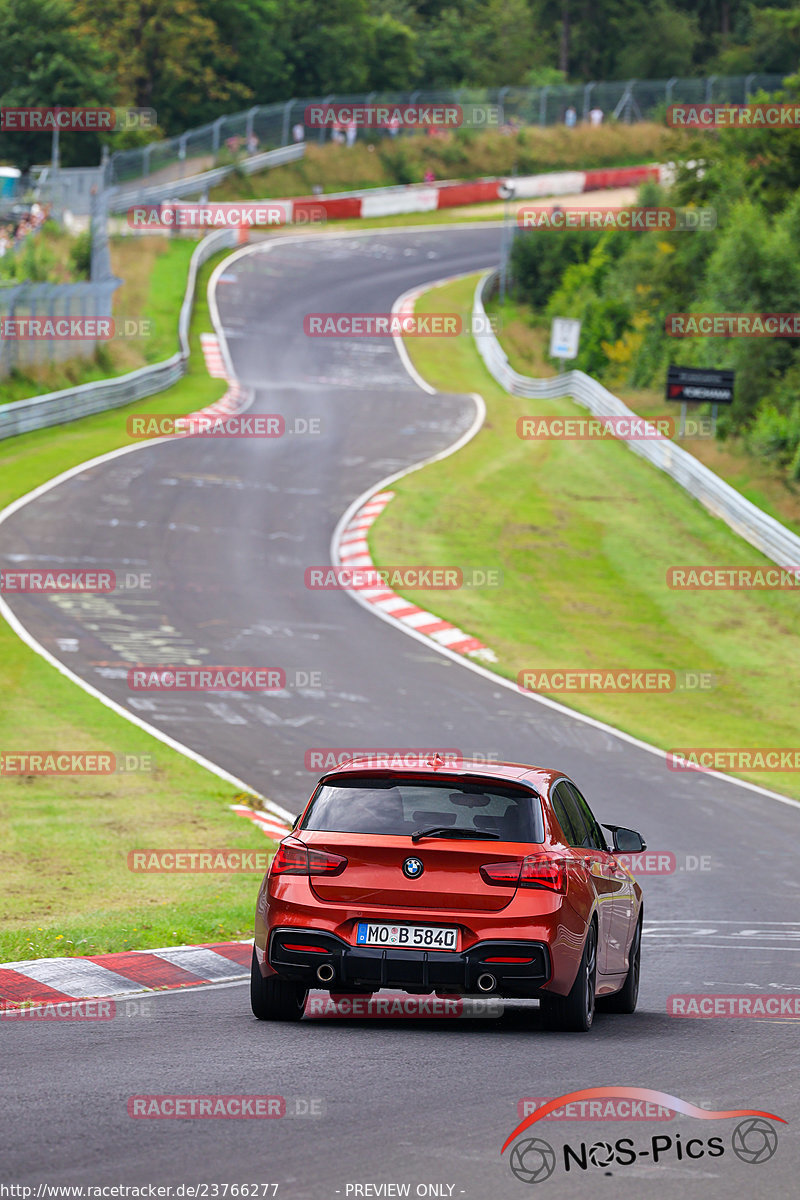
(300, 776, 543, 842)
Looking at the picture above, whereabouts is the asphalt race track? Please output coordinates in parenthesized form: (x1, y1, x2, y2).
(1, 227, 798, 1197)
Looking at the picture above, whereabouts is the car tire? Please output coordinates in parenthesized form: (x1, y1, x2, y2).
(598, 915, 641, 1014)
(250, 948, 308, 1021)
(540, 922, 597, 1033)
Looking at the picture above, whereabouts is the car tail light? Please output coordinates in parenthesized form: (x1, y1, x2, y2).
(270, 837, 347, 877)
(480, 854, 566, 893)
(520, 854, 566, 893)
(282, 943, 330, 953)
(480, 860, 522, 886)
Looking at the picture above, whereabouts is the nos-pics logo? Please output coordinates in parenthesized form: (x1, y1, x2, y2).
(502, 1088, 783, 1183)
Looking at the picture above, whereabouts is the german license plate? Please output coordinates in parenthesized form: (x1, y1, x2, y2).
(355, 922, 458, 951)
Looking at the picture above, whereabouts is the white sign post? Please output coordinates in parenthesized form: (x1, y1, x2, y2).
(549, 317, 581, 372)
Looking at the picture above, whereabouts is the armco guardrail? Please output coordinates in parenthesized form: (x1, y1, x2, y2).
(473, 271, 800, 569)
(107, 143, 305, 214)
(0, 228, 239, 441)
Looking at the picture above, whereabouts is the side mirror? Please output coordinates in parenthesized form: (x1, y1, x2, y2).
(603, 824, 646, 853)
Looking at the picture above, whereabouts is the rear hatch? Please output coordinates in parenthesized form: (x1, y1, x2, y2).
(305, 831, 523, 911)
(299, 773, 543, 913)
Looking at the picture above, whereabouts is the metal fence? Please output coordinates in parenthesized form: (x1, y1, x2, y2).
(32, 166, 105, 218)
(107, 142, 305, 214)
(0, 186, 117, 378)
(0, 279, 119, 377)
(473, 271, 800, 570)
(103, 74, 785, 190)
(0, 228, 239, 439)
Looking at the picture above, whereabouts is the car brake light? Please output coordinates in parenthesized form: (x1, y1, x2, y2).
(520, 854, 566, 893)
(480, 855, 566, 893)
(270, 837, 347, 877)
(480, 861, 522, 886)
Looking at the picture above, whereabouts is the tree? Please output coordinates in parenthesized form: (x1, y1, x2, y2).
(366, 12, 420, 90)
(416, 5, 477, 85)
(468, 0, 544, 86)
(615, 1, 700, 79)
(275, 0, 374, 95)
(0, 0, 108, 168)
(73, 0, 250, 133)
(195, 0, 291, 105)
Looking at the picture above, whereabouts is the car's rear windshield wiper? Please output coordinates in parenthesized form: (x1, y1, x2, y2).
(411, 825, 501, 843)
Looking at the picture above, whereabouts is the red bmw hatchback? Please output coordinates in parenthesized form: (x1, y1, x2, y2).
(251, 758, 645, 1031)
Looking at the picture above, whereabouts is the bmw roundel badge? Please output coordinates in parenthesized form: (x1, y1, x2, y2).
(402, 856, 424, 879)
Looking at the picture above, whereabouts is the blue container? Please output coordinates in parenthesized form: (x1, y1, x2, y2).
(0, 167, 21, 200)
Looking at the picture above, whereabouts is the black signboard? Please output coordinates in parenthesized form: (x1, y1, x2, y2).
(666, 365, 734, 404)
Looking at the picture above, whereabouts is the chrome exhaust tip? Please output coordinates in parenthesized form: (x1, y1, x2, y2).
(316, 962, 335, 983)
(476, 972, 497, 993)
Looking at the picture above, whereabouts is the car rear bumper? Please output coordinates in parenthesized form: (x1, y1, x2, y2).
(268, 927, 551, 995)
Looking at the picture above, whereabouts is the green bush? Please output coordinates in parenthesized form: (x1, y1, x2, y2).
(510, 228, 601, 310)
(68, 229, 92, 279)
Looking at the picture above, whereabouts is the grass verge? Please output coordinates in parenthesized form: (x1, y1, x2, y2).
(369, 274, 800, 799)
(0, 247, 277, 964)
(486, 292, 800, 538)
(211, 124, 676, 201)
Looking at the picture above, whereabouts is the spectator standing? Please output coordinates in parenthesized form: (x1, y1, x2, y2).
(565, 106, 577, 127)
(589, 106, 604, 126)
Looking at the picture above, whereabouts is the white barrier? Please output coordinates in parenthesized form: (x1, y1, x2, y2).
(512, 171, 587, 198)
